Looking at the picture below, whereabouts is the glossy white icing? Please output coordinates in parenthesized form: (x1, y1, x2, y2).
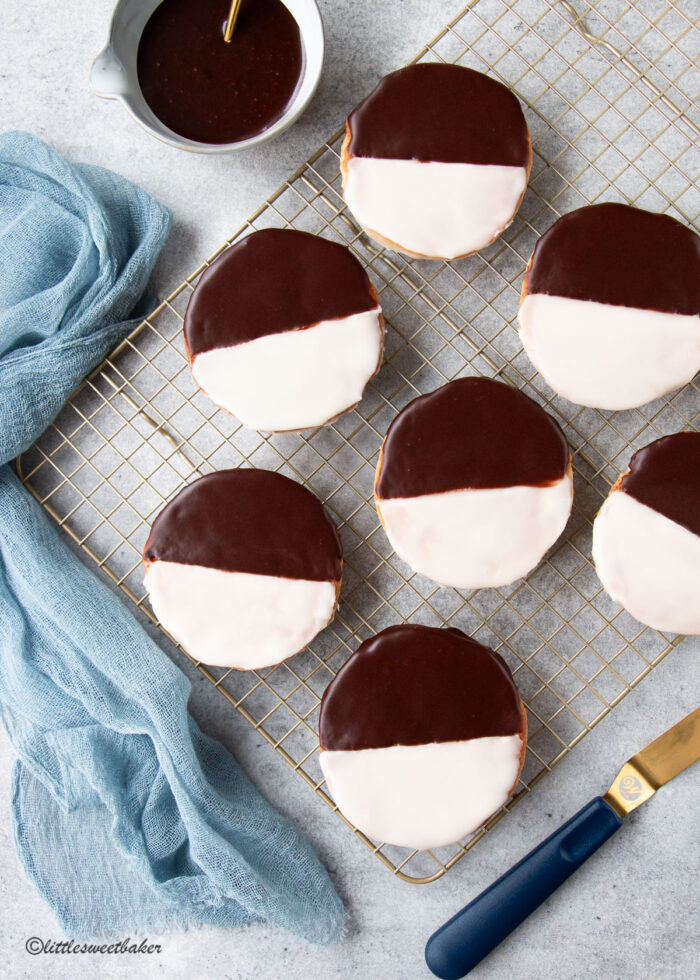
(592, 491, 700, 635)
(191, 308, 383, 432)
(145, 561, 338, 669)
(518, 294, 700, 410)
(343, 158, 528, 259)
(377, 477, 572, 589)
(320, 735, 523, 850)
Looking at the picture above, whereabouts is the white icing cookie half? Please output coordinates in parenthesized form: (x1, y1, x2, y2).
(145, 563, 338, 671)
(191, 308, 382, 432)
(343, 159, 528, 260)
(378, 479, 572, 589)
(592, 493, 700, 635)
(321, 735, 524, 851)
(519, 295, 700, 411)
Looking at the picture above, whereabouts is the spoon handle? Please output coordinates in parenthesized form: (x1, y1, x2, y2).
(425, 797, 623, 979)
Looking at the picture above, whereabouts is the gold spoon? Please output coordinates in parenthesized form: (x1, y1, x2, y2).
(223, 0, 243, 43)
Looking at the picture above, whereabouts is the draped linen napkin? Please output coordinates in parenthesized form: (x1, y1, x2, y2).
(0, 131, 344, 943)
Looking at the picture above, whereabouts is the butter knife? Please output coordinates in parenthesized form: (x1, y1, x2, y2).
(425, 706, 700, 979)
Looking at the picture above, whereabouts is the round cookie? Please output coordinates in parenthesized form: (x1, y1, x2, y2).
(183, 228, 384, 431)
(340, 63, 531, 260)
(374, 377, 573, 589)
(319, 624, 527, 850)
(592, 432, 700, 634)
(143, 469, 342, 669)
(518, 203, 700, 410)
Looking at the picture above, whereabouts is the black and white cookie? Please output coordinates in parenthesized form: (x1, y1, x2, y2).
(592, 432, 700, 634)
(143, 469, 342, 669)
(374, 377, 573, 589)
(341, 63, 531, 260)
(518, 204, 700, 410)
(319, 625, 527, 850)
(184, 229, 384, 431)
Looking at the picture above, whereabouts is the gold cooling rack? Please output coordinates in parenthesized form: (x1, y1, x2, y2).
(18, 0, 699, 883)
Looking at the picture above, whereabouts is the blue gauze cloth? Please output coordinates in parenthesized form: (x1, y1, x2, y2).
(0, 131, 344, 943)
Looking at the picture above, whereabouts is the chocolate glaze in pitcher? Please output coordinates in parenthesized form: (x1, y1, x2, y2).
(137, 0, 303, 144)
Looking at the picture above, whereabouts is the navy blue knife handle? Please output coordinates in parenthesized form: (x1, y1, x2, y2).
(425, 796, 623, 979)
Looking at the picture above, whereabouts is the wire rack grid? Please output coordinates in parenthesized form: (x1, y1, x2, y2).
(18, 0, 699, 883)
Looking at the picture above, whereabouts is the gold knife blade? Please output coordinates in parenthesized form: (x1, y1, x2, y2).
(604, 705, 700, 818)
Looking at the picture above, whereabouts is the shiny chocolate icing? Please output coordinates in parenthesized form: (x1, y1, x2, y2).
(319, 624, 524, 751)
(375, 377, 569, 500)
(525, 203, 700, 315)
(137, 0, 302, 144)
(184, 228, 378, 357)
(347, 63, 530, 166)
(143, 469, 342, 581)
(619, 432, 700, 538)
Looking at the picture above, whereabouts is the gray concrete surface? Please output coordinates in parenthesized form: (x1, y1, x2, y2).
(1, 1, 698, 978)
